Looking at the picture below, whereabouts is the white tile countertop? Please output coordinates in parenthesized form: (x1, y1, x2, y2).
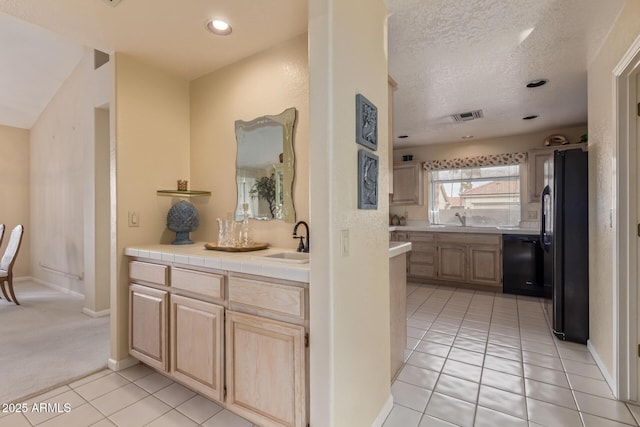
(389, 241, 412, 258)
(125, 243, 309, 283)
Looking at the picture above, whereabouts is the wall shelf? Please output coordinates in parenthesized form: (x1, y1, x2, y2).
(157, 190, 211, 198)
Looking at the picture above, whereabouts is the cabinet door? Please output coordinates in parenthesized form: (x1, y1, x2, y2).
(391, 162, 423, 205)
(528, 149, 553, 203)
(468, 245, 502, 286)
(226, 311, 306, 427)
(129, 284, 168, 371)
(170, 295, 224, 401)
(437, 245, 466, 282)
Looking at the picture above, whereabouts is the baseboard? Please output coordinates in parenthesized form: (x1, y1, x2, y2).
(371, 394, 393, 427)
(82, 307, 111, 318)
(587, 339, 617, 398)
(108, 356, 139, 372)
(31, 277, 85, 298)
(14, 276, 33, 282)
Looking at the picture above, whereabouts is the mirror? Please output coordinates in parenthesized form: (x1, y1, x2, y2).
(235, 107, 297, 222)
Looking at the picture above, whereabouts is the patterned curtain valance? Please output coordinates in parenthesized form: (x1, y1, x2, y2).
(423, 152, 527, 171)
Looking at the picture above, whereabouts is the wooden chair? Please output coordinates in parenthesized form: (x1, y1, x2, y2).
(0, 225, 24, 305)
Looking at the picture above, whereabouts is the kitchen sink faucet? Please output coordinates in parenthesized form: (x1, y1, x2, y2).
(293, 221, 309, 253)
(455, 212, 467, 226)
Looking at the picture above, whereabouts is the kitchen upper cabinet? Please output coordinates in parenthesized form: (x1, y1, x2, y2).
(388, 76, 397, 193)
(170, 295, 224, 401)
(129, 284, 168, 371)
(527, 143, 587, 203)
(226, 310, 306, 427)
(391, 161, 424, 206)
(527, 148, 553, 203)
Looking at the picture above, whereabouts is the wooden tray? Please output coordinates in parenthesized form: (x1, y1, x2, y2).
(204, 242, 269, 252)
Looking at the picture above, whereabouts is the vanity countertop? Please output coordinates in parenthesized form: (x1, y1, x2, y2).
(125, 243, 309, 283)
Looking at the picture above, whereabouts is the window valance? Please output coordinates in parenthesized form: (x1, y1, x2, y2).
(423, 152, 527, 171)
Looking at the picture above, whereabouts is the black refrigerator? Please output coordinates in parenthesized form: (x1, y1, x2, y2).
(540, 148, 589, 344)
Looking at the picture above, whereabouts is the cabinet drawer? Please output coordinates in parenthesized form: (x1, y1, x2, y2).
(409, 263, 435, 277)
(411, 252, 434, 264)
(437, 233, 500, 245)
(129, 261, 168, 286)
(171, 268, 224, 300)
(229, 276, 306, 321)
(411, 242, 435, 254)
(408, 232, 435, 243)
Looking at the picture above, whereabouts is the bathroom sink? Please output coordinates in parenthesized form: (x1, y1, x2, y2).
(257, 252, 309, 264)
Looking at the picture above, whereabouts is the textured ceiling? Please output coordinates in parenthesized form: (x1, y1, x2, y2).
(387, 0, 625, 146)
(0, 0, 626, 143)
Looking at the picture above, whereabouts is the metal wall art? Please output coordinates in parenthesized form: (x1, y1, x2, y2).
(358, 149, 379, 209)
(355, 93, 378, 151)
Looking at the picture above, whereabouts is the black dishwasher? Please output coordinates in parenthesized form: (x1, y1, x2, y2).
(502, 234, 543, 297)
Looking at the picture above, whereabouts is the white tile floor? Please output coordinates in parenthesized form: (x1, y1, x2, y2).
(0, 365, 257, 427)
(383, 283, 640, 427)
(4, 282, 640, 427)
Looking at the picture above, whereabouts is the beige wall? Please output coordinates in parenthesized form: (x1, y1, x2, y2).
(30, 50, 94, 294)
(189, 34, 309, 249)
(391, 125, 587, 224)
(112, 53, 190, 361)
(309, 0, 391, 425)
(0, 125, 30, 277)
(587, 0, 640, 379)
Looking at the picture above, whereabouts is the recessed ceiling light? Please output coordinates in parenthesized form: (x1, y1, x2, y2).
(398, 135, 408, 139)
(523, 115, 539, 120)
(206, 19, 232, 36)
(526, 79, 548, 88)
(461, 135, 474, 139)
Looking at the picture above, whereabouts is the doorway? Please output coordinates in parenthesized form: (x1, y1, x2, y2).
(614, 33, 640, 404)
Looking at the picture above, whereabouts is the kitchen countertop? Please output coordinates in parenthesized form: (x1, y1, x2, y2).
(389, 225, 539, 235)
(389, 241, 412, 258)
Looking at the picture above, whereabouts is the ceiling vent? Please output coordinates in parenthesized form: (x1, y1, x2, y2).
(451, 110, 484, 122)
(101, 0, 122, 6)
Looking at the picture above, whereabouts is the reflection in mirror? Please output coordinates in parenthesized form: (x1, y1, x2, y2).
(235, 107, 297, 223)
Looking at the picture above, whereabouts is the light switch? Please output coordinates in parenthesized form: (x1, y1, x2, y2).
(128, 211, 140, 227)
(341, 229, 349, 256)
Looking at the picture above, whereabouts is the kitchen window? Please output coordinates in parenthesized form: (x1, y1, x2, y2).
(429, 164, 521, 227)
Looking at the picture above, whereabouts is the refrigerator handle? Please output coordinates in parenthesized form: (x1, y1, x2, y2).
(540, 185, 551, 249)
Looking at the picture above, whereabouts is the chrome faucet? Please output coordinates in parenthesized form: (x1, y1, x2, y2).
(454, 212, 467, 226)
(293, 221, 309, 253)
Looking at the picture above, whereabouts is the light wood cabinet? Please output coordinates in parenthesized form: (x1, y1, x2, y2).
(437, 244, 467, 282)
(170, 295, 224, 401)
(389, 252, 407, 380)
(403, 231, 502, 288)
(129, 284, 168, 371)
(468, 245, 502, 285)
(129, 259, 309, 427)
(226, 311, 306, 427)
(391, 161, 424, 205)
(527, 143, 587, 203)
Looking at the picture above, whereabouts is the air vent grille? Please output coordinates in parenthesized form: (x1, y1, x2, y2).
(451, 110, 484, 122)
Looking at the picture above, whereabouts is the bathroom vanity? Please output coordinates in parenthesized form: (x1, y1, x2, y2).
(126, 244, 309, 427)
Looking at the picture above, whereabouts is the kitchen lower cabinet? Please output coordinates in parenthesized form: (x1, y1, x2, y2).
(468, 245, 501, 285)
(170, 295, 224, 401)
(226, 311, 306, 427)
(129, 284, 168, 371)
(402, 231, 502, 289)
(437, 244, 467, 282)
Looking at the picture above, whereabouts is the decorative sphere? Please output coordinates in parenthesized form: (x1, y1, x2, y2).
(167, 200, 199, 244)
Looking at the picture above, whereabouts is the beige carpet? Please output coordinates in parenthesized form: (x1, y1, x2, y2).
(0, 280, 110, 403)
